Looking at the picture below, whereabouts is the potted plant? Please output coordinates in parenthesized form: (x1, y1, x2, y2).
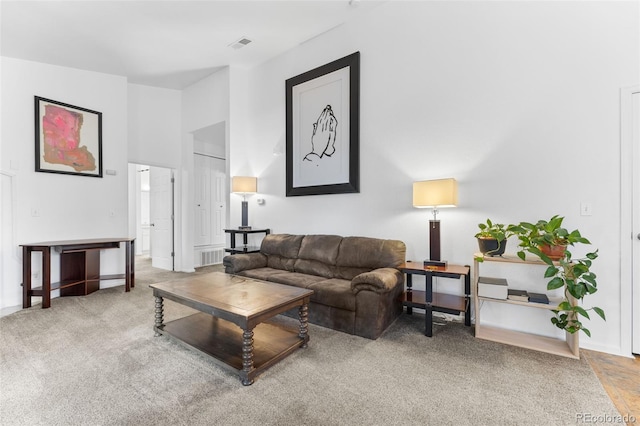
(474, 218, 511, 257)
(509, 215, 590, 261)
(509, 215, 605, 336)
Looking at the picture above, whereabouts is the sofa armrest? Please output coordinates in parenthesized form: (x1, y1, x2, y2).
(351, 268, 403, 294)
(223, 253, 267, 274)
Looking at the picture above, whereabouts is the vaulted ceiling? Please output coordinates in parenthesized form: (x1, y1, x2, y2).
(1, 1, 382, 89)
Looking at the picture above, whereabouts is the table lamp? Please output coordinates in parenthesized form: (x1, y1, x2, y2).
(232, 176, 257, 230)
(413, 178, 458, 267)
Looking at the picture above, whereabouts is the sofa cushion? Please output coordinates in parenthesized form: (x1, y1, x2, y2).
(298, 235, 342, 264)
(261, 234, 304, 258)
(266, 271, 326, 289)
(236, 267, 287, 282)
(335, 237, 405, 280)
(294, 235, 343, 278)
(261, 234, 304, 271)
(307, 278, 356, 312)
(294, 259, 335, 279)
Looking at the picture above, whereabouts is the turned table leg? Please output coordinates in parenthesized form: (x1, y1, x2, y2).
(241, 328, 255, 386)
(298, 303, 309, 348)
(154, 296, 164, 336)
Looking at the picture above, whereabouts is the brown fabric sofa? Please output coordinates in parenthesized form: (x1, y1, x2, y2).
(222, 234, 406, 339)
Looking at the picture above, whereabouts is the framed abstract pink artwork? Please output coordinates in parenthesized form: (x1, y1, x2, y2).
(34, 96, 103, 178)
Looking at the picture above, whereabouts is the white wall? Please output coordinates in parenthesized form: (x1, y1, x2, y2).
(0, 57, 129, 308)
(126, 84, 181, 267)
(230, 1, 639, 355)
(128, 84, 182, 167)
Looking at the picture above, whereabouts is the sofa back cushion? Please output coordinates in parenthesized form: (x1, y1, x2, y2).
(335, 237, 406, 280)
(294, 235, 343, 278)
(260, 234, 304, 271)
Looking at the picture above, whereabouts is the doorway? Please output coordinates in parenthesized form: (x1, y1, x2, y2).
(192, 122, 228, 267)
(621, 85, 639, 355)
(129, 163, 175, 271)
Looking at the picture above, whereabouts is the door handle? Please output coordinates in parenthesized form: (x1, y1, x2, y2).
(637, 233, 640, 240)
(150, 223, 155, 227)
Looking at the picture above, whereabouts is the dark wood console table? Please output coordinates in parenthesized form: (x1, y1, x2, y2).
(21, 238, 135, 309)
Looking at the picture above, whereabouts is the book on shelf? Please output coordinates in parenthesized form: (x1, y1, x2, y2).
(528, 292, 550, 304)
(507, 289, 529, 302)
(478, 276, 508, 300)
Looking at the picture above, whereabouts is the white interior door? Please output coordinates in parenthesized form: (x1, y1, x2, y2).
(631, 89, 640, 355)
(194, 154, 226, 248)
(150, 166, 174, 271)
(194, 155, 211, 247)
(212, 157, 226, 246)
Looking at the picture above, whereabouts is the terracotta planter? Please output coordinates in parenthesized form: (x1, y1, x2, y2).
(477, 238, 507, 257)
(540, 244, 566, 260)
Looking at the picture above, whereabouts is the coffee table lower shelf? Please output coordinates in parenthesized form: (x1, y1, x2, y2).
(155, 312, 305, 382)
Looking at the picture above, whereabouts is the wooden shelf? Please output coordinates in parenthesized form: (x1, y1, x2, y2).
(224, 246, 261, 254)
(402, 290, 467, 312)
(474, 252, 562, 266)
(476, 324, 579, 359)
(473, 254, 579, 359)
(477, 296, 563, 310)
(158, 312, 304, 377)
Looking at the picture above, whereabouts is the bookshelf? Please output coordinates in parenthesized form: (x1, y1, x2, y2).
(473, 253, 579, 359)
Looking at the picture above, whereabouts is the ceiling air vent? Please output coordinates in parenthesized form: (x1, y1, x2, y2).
(229, 37, 252, 50)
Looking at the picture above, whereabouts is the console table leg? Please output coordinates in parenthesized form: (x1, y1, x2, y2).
(125, 241, 132, 292)
(42, 247, 51, 309)
(154, 296, 164, 336)
(241, 328, 255, 386)
(22, 246, 32, 309)
(298, 303, 309, 348)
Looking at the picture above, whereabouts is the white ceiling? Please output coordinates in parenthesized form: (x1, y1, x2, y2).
(1, 0, 383, 90)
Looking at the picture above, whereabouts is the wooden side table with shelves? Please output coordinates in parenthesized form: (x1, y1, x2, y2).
(224, 228, 270, 254)
(473, 253, 579, 359)
(399, 261, 471, 337)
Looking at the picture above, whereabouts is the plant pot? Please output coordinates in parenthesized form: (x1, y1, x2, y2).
(539, 244, 566, 260)
(477, 238, 507, 256)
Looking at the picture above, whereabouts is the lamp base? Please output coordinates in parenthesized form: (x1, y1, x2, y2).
(423, 259, 447, 268)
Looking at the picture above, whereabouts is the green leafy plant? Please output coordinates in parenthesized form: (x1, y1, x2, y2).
(509, 215, 605, 336)
(474, 218, 515, 259)
(509, 215, 590, 261)
(474, 218, 512, 241)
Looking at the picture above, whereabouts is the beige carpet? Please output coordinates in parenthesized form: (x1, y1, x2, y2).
(0, 259, 620, 425)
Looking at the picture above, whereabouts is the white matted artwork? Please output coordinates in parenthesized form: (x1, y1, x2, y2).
(286, 52, 359, 196)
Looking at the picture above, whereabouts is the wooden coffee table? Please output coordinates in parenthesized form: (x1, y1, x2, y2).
(150, 272, 313, 385)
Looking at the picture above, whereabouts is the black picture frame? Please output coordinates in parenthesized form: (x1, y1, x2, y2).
(285, 52, 360, 196)
(34, 96, 103, 178)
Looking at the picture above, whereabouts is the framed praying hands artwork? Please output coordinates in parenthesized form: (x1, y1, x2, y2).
(34, 96, 103, 178)
(285, 52, 360, 196)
